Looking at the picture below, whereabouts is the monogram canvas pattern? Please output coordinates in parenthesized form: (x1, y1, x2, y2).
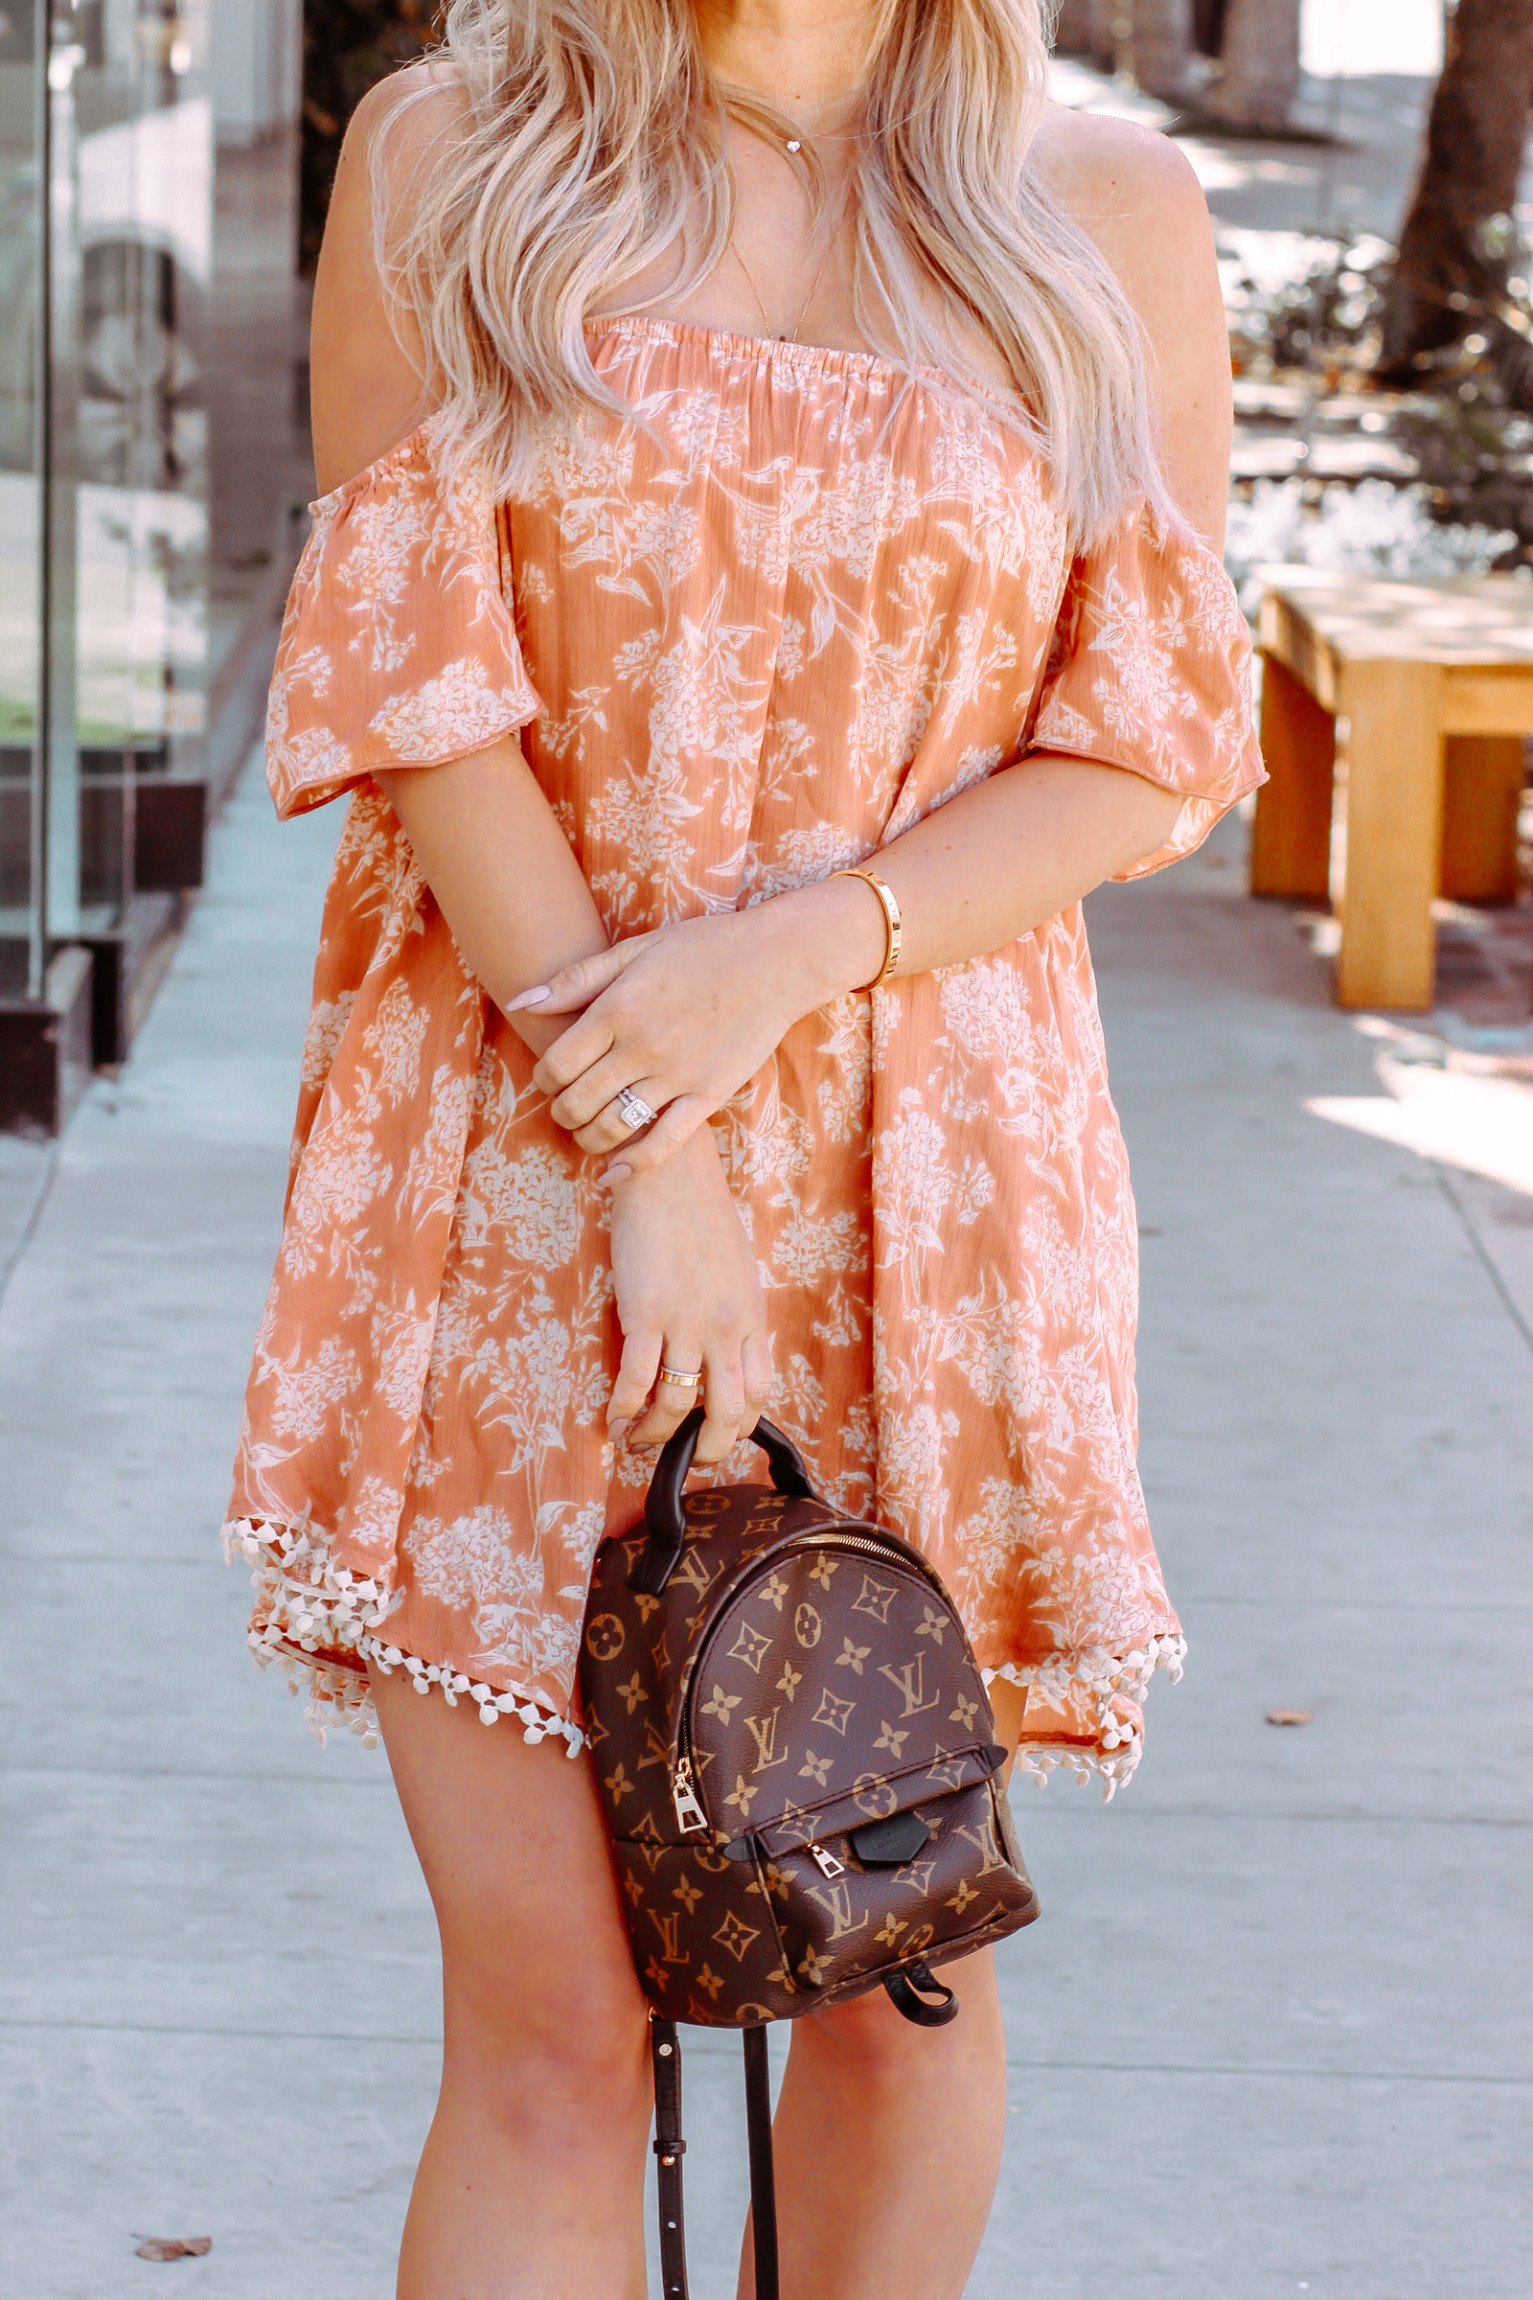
(225, 319, 1264, 1789)
(580, 1479, 1039, 2025)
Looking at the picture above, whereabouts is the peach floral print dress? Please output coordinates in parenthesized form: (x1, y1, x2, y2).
(225, 320, 1262, 1795)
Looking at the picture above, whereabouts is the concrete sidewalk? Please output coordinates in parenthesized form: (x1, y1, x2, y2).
(1, 746, 1529, 2300)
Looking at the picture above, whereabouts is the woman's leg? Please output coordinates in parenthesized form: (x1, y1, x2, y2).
(368, 1661, 651, 2300)
(745, 1945, 1009, 2300)
(736, 1679, 1030, 2300)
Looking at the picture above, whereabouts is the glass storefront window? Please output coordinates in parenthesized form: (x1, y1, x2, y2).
(0, 3, 45, 1001)
(0, 0, 212, 1107)
(74, 2, 211, 940)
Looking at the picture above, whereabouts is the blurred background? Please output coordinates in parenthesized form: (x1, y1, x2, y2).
(0, 6, 1530, 2298)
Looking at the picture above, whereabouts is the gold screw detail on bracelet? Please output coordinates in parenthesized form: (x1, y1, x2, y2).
(832, 867, 903, 991)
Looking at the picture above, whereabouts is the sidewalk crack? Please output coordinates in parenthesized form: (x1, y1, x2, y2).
(0, 1139, 61, 1315)
(1435, 1167, 1533, 1363)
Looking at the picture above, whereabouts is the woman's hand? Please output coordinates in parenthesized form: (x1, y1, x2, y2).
(516, 887, 886, 1181)
(606, 1126, 773, 1465)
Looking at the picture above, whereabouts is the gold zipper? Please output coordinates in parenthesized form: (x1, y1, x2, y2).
(810, 1532, 908, 1561)
(670, 1755, 709, 1836)
(807, 1841, 845, 1879)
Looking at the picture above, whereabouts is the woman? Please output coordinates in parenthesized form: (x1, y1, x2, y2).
(226, 0, 1258, 2291)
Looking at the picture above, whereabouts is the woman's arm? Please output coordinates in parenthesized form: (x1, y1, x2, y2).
(375, 743, 610, 1064)
(313, 76, 613, 1058)
(1034, 105, 1233, 551)
(309, 78, 770, 1463)
(525, 132, 1227, 1175)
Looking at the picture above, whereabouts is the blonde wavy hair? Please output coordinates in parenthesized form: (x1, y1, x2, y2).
(378, 0, 1168, 543)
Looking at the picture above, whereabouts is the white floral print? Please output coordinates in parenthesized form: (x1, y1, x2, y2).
(229, 320, 1263, 1788)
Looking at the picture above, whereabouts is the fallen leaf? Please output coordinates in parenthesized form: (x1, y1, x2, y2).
(134, 2237, 212, 2261)
(1266, 1708, 1313, 1727)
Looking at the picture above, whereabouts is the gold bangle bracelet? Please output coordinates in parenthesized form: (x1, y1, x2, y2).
(832, 867, 903, 992)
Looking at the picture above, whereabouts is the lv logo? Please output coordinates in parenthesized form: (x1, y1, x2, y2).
(746, 1707, 789, 1773)
(877, 1653, 941, 1718)
(649, 1908, 689, 1964)
(674, 1550, 719, 1601)
(804, 1878, 870, 1941)
(956, 1816, 1003, 1874)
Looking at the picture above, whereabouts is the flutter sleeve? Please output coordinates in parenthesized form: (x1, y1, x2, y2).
(264, 414, 543, 820)
(1029, 504, 1264, 877)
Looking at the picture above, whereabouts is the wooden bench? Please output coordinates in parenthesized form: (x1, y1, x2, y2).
(1252, 567, 1533, 1009)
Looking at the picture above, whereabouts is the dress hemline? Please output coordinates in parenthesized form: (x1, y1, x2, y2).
(224, 1516, 1180, 1794)
(223, 1517, 585, 1757)
(989, 1637, 1187, 1801)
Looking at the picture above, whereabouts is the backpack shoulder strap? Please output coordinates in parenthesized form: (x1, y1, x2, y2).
(743, 2024, 780, 2300)
(649, 2019, 782, 2300)
(651, 2019, 689, 2299)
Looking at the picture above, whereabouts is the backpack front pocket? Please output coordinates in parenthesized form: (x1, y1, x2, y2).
(753, 1779, 1038, 1999)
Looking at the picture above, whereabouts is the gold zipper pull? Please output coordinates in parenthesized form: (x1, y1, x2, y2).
(671, 1757, 708, 1836)
(808, 1841, 845, 1879)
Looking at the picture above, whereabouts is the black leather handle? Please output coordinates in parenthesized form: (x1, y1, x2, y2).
(628, 1409, 816, 1596)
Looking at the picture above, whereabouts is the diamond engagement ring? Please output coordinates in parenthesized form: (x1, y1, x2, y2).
(616, 1086, 659, 1133)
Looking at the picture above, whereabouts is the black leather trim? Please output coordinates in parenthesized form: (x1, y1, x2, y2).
(883, 1957, 960, 2027)
(630, 1412, 816, 1594)
(849, 1810, 932, 1865)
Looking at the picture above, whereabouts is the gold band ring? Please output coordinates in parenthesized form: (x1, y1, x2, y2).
(658, 1364, 704, 1389)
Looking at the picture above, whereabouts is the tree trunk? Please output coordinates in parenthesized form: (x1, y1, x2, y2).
(1050, 0, 1117, 64)
(1202, 0, 1301, 132)
(1052, 1, 1196, 96)
(1126, 0, 1196, 100)
(1378, 0, 1533, 378)
(1191, 0, 1229, 58)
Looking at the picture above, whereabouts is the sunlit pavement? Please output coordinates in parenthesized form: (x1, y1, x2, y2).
(1, 730, 1529, 2296)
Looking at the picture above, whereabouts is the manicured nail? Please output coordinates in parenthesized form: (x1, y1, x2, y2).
(506, 984, 551, 1011)
(600, 1163, 632, 1189)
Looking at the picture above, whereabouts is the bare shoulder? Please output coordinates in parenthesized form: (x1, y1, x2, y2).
(309, 62, 470, 493)
(1033, 104, 1211, 304)
(1035, 104, 1203, 216)
(347, 56, 472, 176)
(1033, 106, 1231, 545)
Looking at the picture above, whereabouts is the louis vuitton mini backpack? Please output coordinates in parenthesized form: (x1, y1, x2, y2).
(580, 1410, 1039, 2299)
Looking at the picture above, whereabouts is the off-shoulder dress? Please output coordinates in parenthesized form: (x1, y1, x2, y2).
(225, 319, 1262, 1794)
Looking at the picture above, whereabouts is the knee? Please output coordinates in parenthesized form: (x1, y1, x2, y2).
(801, 1961, 999, 2083)
(804, 1983, 917, 2079)
(444, 1948, 650, 2128)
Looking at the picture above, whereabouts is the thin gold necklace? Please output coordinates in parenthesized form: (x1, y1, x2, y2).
(730, 184, 851, 344)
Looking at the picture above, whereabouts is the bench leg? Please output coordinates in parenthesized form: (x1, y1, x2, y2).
(1251, 653, 1336, 898)
(1439, 735, 1525, 905)
(1335, 660, 1445, 1011)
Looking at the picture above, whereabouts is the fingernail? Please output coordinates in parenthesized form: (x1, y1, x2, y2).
(600, 1163, 632, 1189)
(506, 985, 551, 1011)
